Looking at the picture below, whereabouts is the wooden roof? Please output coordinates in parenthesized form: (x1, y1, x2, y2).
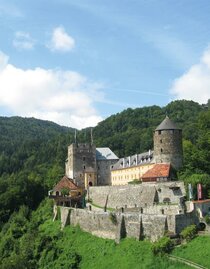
(53, 176, 79, 191)
(142, 163, 171, 179)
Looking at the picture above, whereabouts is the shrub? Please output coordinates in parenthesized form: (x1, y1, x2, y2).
(180, 224, 197, 242)
(204, 215, 210, 225)
(152, 236, 174, 256)
(109, 212, 117, 225)
(128, 179, 141, 184)
(60, 188, 69, 196)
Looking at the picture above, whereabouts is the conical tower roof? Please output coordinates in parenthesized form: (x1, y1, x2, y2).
(155, 116, 181, 131)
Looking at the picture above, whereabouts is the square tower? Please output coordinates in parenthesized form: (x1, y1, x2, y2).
(65, 143, 97, 187)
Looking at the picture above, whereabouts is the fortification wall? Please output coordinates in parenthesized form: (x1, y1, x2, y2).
(121, 204, 182, 215)
(60, 207, 174, 242)
(89, 182, 185, 209)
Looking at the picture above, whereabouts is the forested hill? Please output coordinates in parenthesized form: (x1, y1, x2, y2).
(92, 100, 205, 157)
(0, 99, 210, 268)
(0, 117, 75, 226)
(0, 99, 210, 226)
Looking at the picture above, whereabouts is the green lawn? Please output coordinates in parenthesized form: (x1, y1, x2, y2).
(172, 235, 210, 268)
(38, 220, 191, 269)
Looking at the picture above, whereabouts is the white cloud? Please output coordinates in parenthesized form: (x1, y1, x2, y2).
(13, 31, 35, 50)
(0, 51, 103, 129)
(0, 51, 9, 71)
(48, 26, 75, 52)
(170, 47, 210, 104)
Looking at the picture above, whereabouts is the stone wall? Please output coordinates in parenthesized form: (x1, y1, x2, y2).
(59, 207, 169, 242)
(59, 206, 198, 242)
(97, 159, 117, 186)
(154, 129, 183, 170)
(89, 182, 186, 209)
(120, 204, 182, 215)
(65, 143, 96, 187)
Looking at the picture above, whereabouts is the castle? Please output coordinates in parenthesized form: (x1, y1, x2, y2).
(50, 116, 202, 242)
(64, 116, 183, 188)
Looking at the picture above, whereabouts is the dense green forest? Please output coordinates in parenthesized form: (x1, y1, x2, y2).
(0, 99, 210, 268)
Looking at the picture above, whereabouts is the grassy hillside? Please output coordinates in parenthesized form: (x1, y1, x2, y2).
(0, 199, 191, 269)
(172, 236, 210, 268)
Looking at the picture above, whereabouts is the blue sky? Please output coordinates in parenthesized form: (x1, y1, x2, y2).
(0, 0, 210, 128)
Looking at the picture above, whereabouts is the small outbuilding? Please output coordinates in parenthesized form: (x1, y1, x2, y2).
(49, 176, 84, 207)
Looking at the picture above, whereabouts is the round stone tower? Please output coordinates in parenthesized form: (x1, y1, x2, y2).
(153, 116, 183, 170)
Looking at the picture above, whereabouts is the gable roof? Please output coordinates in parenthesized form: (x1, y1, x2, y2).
(142, 163, 171, 179)
(155, 116, 181, 131)
(53, 176, 79, 191)
(96, 147, 118, 160)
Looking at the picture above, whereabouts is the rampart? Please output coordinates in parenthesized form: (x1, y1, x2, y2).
(88, 181, 186, 209)
(58, 205, 198, 242)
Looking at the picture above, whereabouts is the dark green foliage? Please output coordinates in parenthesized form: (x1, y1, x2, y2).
(152, 236, 174, 255)
(128, 179, 141, 184)
(180, 225, 197, 242)
(60, 188, 70, 196)
(204, 215, 210, 225)
(0, 99, 210, 268)
(109, 212, 117, 225)
(0, 117, 74, 226)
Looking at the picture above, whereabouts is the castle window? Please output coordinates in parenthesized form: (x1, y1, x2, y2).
(161, 148, 163, 153)
(158, 130, 161, 135)
(83, 156, 86, 161)
(160, 139, 162, 143)
(98, 166, 100, 170)
(83, 165, 86, 170)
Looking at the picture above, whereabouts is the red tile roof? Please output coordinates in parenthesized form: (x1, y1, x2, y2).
(53, 176, 79, 191)
(142, 163, 171, 179)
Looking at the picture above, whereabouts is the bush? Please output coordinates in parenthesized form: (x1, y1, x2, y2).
(152, 236, 174, 256)
(60, 188, 69, 196)
(180, 225, 197, 242)
(128, 179, 141, 184)
(204, 215, 210, 225)
(109, 212, 117, 225)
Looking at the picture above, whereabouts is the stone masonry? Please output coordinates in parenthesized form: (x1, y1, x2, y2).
(88, 181, 186, 209)
(58, 206, 198, 242)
